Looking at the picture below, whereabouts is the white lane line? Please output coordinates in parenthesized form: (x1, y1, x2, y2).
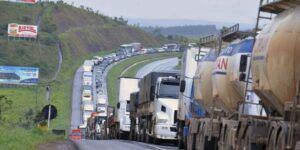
(121, 140, 167, 150)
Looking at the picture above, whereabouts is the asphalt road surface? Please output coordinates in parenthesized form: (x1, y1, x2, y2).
(71, 56, 179, 150)
(70, 66, 83, 129)
(136, 58, 179, 78)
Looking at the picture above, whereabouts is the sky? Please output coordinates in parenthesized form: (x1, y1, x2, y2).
(52, 0, 260, 25)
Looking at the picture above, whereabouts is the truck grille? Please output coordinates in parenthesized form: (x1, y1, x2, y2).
(170, 127, 177, 132)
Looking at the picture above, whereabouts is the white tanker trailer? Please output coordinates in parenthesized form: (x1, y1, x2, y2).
(186, 38, 264, 150)
(248, 5, 300, 150)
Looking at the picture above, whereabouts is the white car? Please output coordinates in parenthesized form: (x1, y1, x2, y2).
(82, 101, 94, 111)
(82, 94, 92, 101)
(83, 110, 93, 123)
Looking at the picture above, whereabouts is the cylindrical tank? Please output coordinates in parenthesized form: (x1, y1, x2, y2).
(194, 50, 218, 113)
(212, 38, 254, 114)
(252, 7, 300, 115)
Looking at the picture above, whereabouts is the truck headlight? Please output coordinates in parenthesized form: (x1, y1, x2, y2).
(157, 119, 168, 124)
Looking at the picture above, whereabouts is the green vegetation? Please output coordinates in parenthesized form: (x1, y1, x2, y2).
(0, 1, 166, 149)
(107, 52, 181, 106)
(122, 58, 160, 77)
(175, 59, 182, 70)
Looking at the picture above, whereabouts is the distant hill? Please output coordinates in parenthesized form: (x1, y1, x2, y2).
(142, 25, 219, 38)
(128, 18, 255, 31)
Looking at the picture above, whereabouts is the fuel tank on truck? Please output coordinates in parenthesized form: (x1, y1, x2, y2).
(252, 7, 300, 115)
(212, 38, 254, 114)
(194, 50, 219, 113)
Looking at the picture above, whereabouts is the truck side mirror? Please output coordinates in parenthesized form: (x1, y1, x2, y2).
(180, 80, 186, 93)
(117, 102, 120, 109)
(150, 86, 155, 101)
(239, 73, 246, 81)
(239, 55, 248, 72)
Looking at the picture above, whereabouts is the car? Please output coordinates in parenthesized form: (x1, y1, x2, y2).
(69, 129, 82, 140)
(96, 104, 107, 113)
(82, 101, 94, 111)
(82, 94, 92, 101)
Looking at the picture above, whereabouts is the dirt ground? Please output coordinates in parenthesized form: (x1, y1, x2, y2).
(38, 140, 78, 150)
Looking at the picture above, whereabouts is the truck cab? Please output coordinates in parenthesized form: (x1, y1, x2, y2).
(153, 76, 180, 140)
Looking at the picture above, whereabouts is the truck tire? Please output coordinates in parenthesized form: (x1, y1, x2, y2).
(177, 122, 184, 149)
(146, 134, 150, 143)
(276, 130, 285, 150)
(153, 136, 160, 145)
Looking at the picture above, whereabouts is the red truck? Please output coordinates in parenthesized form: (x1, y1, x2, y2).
(69, 129, 82, 140)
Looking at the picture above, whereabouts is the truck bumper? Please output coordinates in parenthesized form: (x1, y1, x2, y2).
(120, 124, 130, 132)
(154, 125, 177, 140)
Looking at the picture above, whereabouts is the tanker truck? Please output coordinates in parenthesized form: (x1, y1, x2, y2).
(186, 38, 264, 150)
(234, 2, 300, 149)
(177, 47, 209, 149)
(129, 91, 139, 141)
(135, 71, 180, 144)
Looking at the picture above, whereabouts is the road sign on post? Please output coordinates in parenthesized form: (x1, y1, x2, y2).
(44, 85, 53, 129)
(42, 105, 57, 120)
(45, 85, 50, 101)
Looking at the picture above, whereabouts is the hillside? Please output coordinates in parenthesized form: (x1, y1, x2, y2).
(0, 2, 163, 79)
(142, 25, 219, 38)
(0, 1, 165, 149)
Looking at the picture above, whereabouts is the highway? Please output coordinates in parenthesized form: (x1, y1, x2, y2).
(71, 56, 179, 150)
(136, 58, 179, 78)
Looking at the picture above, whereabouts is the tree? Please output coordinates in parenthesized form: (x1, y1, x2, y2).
(0, 95, 13, 121)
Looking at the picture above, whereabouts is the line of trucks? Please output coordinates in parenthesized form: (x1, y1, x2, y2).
(80, 57, 108, 140)
(86, 1, 300, 150)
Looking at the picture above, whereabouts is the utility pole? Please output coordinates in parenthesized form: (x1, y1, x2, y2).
(45, 85, 51, 129)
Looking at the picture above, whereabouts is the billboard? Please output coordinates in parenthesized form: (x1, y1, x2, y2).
(0, 66, 39, 85)
(8, 23, 38, 38)
(7, 0, 38, 4)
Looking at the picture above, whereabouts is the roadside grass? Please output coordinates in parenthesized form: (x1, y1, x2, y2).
(122, 59, 155, 77)
(175, 59, 182, 70)
(107, 52, 181, 106)
(0, 50, 111, 150)
(0, 126, 63, 150)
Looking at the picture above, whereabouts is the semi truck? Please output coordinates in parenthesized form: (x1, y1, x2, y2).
(107, 77, 139, 139)
(236, 2, 300, 149)
(177, 47, 210, 149)
(87, 111, 107, 140)
(83, 60, 94, 72)
(129, 92, 139, 141)
(133, 71, 180, 144)
(183, 38, 264, 150)
(82, 71, 93, 86)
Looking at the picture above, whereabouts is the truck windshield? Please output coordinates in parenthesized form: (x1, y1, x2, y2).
(119, 46, 133, 54)
(158, 81, 179, 99)
(126, 101, 130, 112)
(95, 117, 106, 124)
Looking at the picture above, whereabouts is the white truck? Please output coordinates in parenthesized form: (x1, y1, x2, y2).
(82, 85, 92, 102)
(96, 96, 107, 113)
(109, 77, 139, 139)
(83, 71, 93, 86)
(177, 47, 210, 148)
(83, 60, 94, 72)
(92, 56, 103, 65)
(135, 71, 180, 144)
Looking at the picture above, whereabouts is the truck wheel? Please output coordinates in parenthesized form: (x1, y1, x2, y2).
(153, 136, 160, 145)
(146, 134, 150, 143)
(276, 130, 285, 150)
(240, 134, 250, 150)
(178, 137, 184, 149)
